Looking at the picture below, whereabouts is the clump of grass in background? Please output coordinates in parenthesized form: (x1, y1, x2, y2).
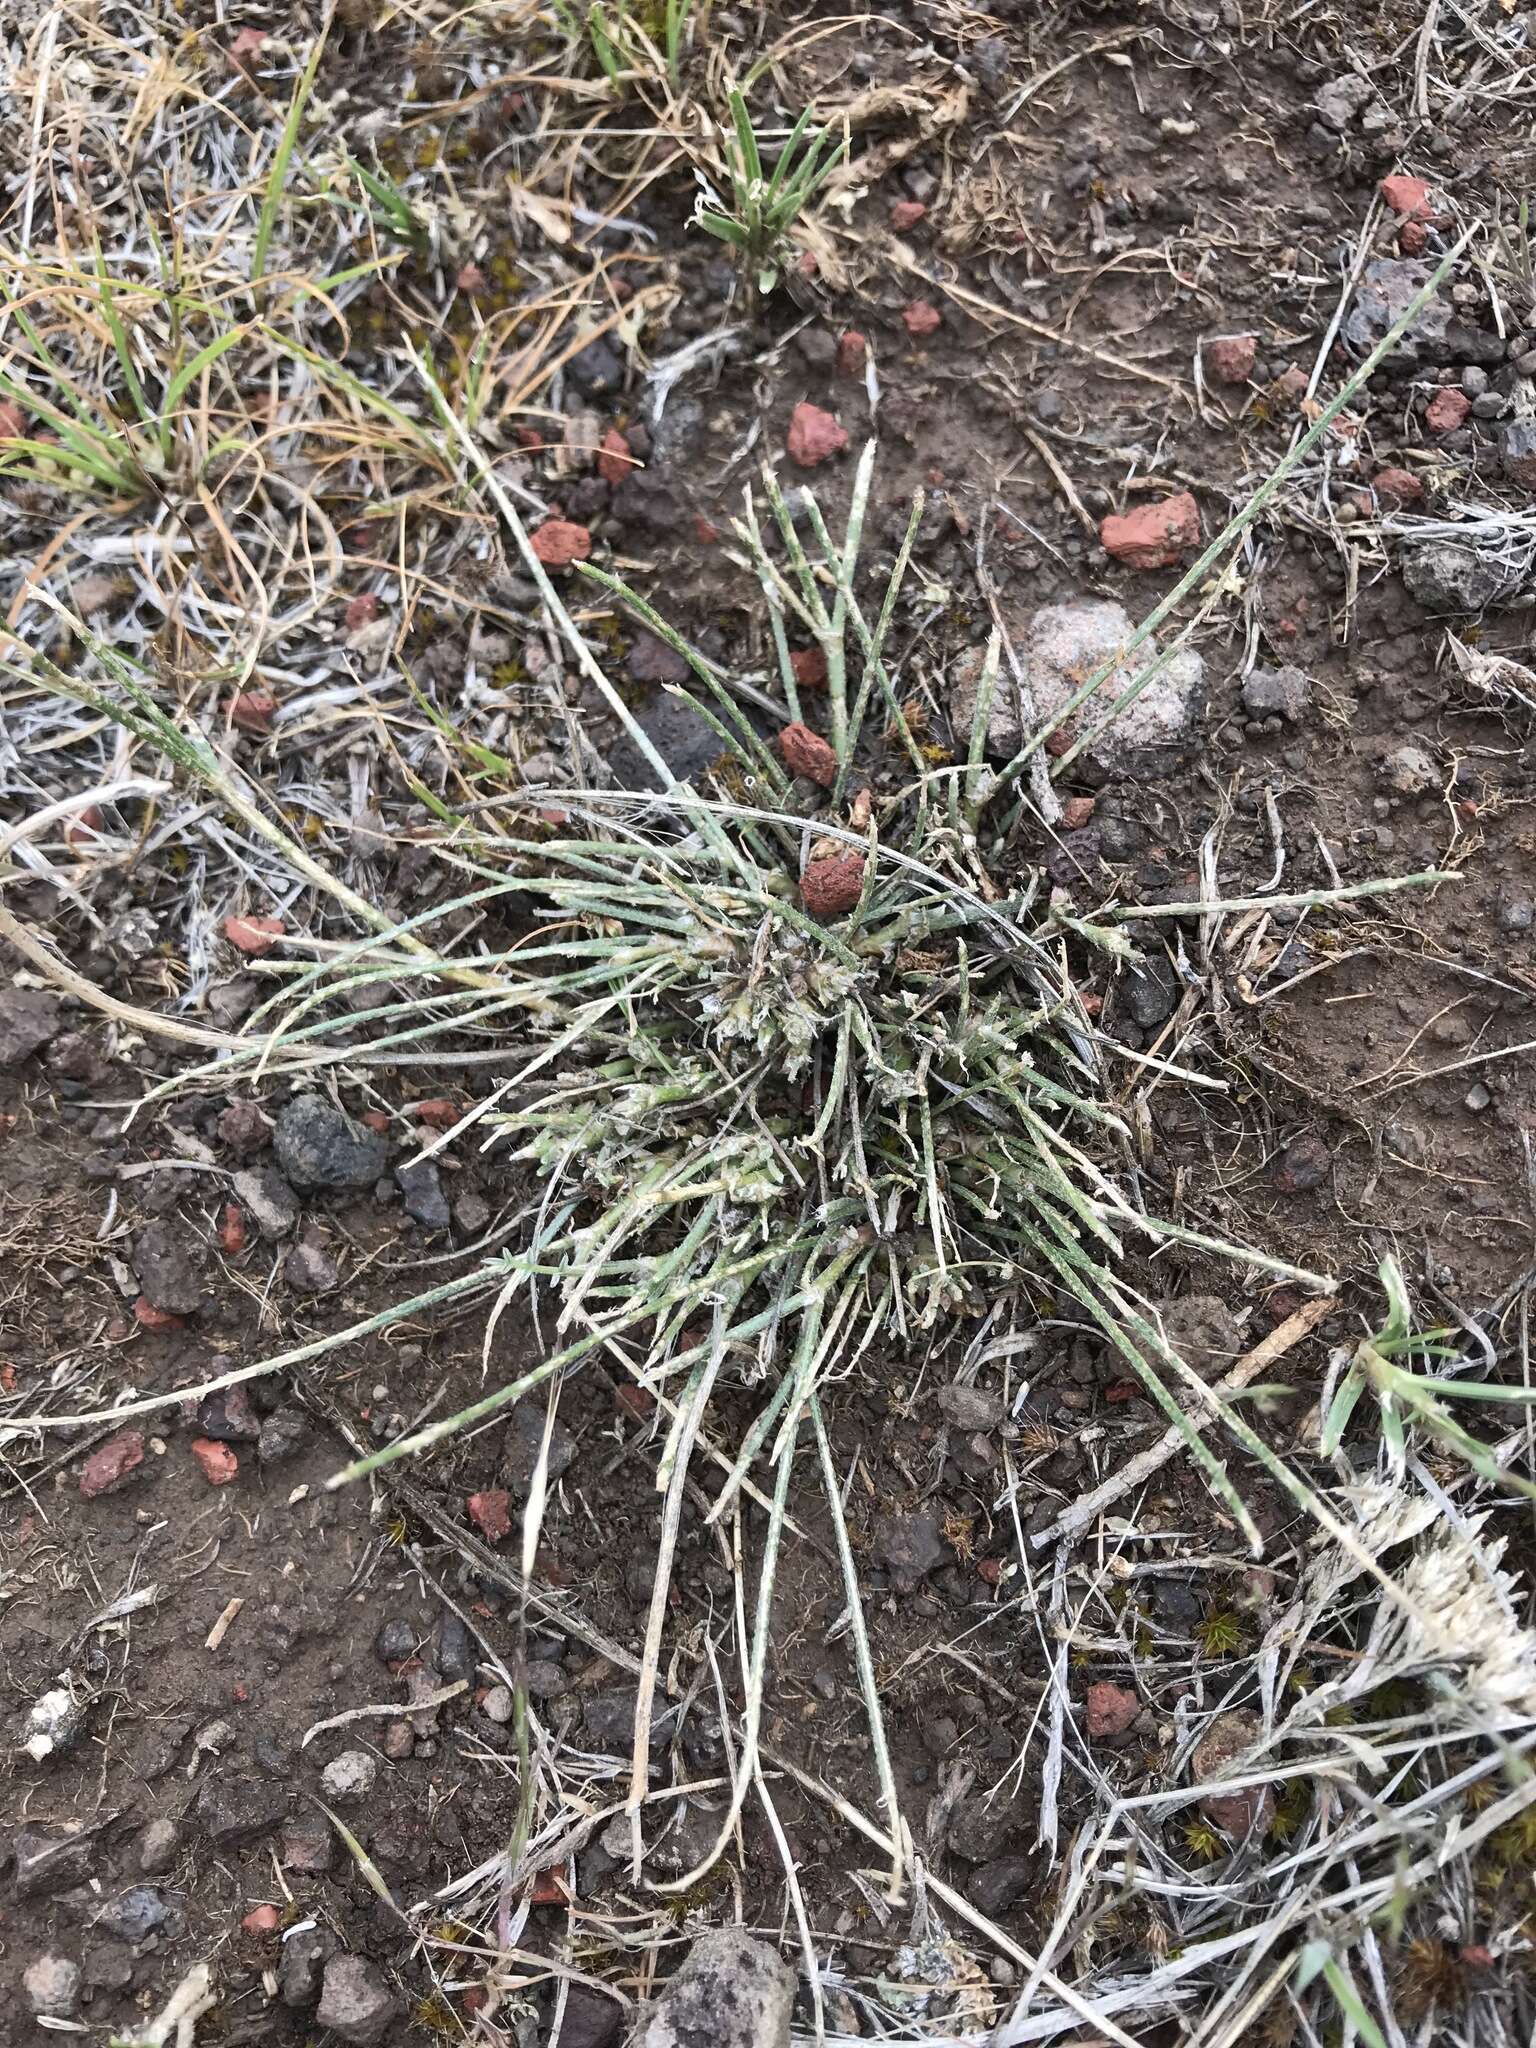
(550, 0, 697, 92)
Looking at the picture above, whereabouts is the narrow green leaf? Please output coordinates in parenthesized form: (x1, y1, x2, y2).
(0, 432, 131, 490)
(1319, 1368, 1366, 1457)
(729, 87, 763, 185)
(697, 212, 748, 245)
(162, 324, 247, 424)
(764, 103, 815, 203)
(92, 248, 156, 430)
(252, 21, 329, 284)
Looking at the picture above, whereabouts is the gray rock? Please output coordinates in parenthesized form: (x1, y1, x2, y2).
(625, 1549, 661, 1607)
(198, 1383, 261, 1442)
(1241, 665, 1313, 722)
(1155, 1572, 1204, 1622)
(431, 1611, 476, 1684)
(874, 1511, 948, 1592)
(966, 1855, 1035, 1915)
(23, 1954, 80, 2017)
(320, 1749, 378, 1800)
(1472, 392, 1509, 420)
(453, 1188, 492, 1235)
(136, 1817, 181, 1875)
(606, 690, 721, 793)
(1123, 957, 1178, 1028)
(257, 1407, 308, 1463)
(632, 1929, 795, 2048)
(525, 1659, 569, 1699)
(1400, 538, 1526, 613)
(273, 1095, 389, 1190)
(481, 1683, 515, 1723)
(635, 1798, 721, 1876)
(627, 628, 691, 687)
(280, 1811, 334, 1875)
(795, 326, 837, 368)
(317, 1954, 399, 2046)
(198, 1774, 288, 1847)
(0, 989, 62, 1066)
(1383, 743, 1437, 795)
(501, 1400, 577, 1498)
(279, 1925, 336, 2008)
(947, 1791, 1027, 1863)
(1313, 73, 1371, 129)
(582, 1687, 678, 1753)
(208, 975, 260, 1029)
(14, 1826, 93, 1897)
(1500, 419, 1536, 488)
(255, 1729, 295, 1778)
(21, 1682, 86, 1762)
(132, 1220, 207, 1316)
(82, 1941, 135, 1990)
(584, 1689, 643, 1752)
(375, 1617, 418, 1665)
(1154, 1295, 1244, 1382)
(1272, 1132, 1331, 1193)
(395, 1160, 450, 1230)
(1342, 259, 1449, 361)
(1343, 262, 1503, 368)
(233, 1165, 299, 1238)
(1453, 324, 1515, 367)
(936, 1384, 1003, 1430)
(971, 34, 1008, 90)
(556, 1983, 625, 2048)
(568, 336, 624, 398)
(953, 600, 1204, 767)
(924, 1716, 960, 1756)
(285, 1237, 338, 1294)
(650, 392, 704, 465)
(94, 1885, 181, 1945)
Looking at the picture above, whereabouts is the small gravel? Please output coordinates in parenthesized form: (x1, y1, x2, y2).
(319, 1749, 378, 1800)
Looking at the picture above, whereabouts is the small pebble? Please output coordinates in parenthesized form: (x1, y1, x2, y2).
(319, 1749, 378, 1800)
(24, 1955, 82, 2016)
(375, 1617, 417, 1666)
(137, 1818, 181, 1875)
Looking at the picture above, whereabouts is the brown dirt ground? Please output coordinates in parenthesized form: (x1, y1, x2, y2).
(4, 0, 1536, 2041)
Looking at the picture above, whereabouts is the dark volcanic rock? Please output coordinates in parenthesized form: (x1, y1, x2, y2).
(273, 1095, 389, 1190)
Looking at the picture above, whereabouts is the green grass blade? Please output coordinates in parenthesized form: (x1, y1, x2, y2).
(697, 212, 749, 245)
(729, 88, 763, 185)
(763, 103, 814, 203)
(251, 21, 329, 284)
